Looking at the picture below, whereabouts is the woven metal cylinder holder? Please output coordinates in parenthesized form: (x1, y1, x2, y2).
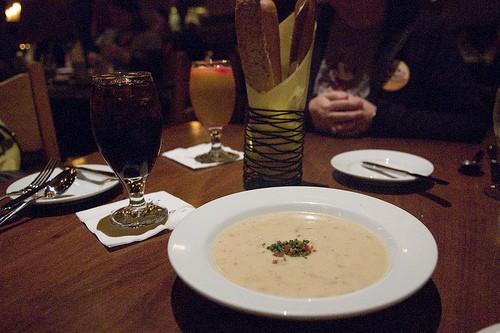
(243, 107, 305, 189)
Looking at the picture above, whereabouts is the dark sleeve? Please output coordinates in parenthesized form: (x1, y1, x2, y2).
(129, 49, 163, 78)
(305, 5, 334, 131)
(128, 32, 164, 83)
(369, 30, 491, 143)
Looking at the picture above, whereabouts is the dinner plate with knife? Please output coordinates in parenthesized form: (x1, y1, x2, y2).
(5, 164, 120, 205)
(330, 149, 446, 184)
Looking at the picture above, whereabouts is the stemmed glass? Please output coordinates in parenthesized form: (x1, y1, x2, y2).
(189, 59, 238, 163)
(90, 72, 168, 227)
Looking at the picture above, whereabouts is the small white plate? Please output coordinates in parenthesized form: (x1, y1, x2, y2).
(476, 323, 500, 333)
(6, 164, 120, 205)
(168, 186, 438, 320)
(331, 149, 434, 182)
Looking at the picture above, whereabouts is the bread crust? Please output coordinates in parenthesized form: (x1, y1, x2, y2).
(235, 0, 281, 92)
(289, 0, 316, 74)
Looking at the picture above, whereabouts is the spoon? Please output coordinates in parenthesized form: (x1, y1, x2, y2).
(0, 168, 77, 226)
(459, 150, 484, 175)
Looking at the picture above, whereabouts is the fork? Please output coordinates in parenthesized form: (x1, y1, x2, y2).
(0, 159, 59, 201)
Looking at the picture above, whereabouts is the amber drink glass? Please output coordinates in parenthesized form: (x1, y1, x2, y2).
(189, 59, 238, 163)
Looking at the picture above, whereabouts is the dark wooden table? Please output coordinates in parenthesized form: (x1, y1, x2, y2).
(1, 122, 498, 333)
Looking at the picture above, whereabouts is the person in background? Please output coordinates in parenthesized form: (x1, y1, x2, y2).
(88, 0, 163, 81)
(307, 0, 491, 142)
(0, 1, 25, 81)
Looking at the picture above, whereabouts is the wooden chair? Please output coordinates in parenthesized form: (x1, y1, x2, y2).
(168, 50, 195, 124)
(0, 62, 60, 166)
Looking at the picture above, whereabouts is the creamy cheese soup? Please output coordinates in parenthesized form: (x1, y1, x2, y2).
(212, 211, 389, 298)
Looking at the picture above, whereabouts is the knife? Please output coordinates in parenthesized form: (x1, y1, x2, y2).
(487, 144, 500, 184)
(69, 165, 116, 177)
(361, 161, 449, 185)
(0, 181, 48, 211)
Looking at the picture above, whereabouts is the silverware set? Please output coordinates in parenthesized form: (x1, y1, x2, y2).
(0, 158, 58, 201)
(0, 160, 77, 226)
(457, 144, 500, 200)
(484, 144, 500, 200)
(0, 167, 77, 226)
(362, 144, 500, 196)
(0, 160, 120, 226)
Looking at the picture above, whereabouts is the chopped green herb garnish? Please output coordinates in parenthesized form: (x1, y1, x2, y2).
(266, 238, 314, 258)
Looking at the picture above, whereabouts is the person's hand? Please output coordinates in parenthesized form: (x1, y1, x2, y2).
(308, 89, 377, 137)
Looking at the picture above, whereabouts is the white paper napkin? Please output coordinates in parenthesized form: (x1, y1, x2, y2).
(76, 191, 194, 248)
(162, 143, 243, 169)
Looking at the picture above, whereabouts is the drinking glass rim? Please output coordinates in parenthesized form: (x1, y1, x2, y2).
(191, 59, 231, 67)
(91, 71, 153, 86)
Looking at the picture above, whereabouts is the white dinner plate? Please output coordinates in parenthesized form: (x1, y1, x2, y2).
(6, 164, 120, 205)
(331, 149, 434, 182)
(168, 186, 438, 320)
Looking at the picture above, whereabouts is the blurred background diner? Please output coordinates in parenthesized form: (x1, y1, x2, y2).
(307, 0, 498, 142)
(0, 0, 498, 176)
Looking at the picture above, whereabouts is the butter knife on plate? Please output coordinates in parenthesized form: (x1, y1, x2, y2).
(68, 165, 116, 177)
(362, 161, 449, 185)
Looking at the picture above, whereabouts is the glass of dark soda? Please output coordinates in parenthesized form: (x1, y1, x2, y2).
(90, 72, 168, 228)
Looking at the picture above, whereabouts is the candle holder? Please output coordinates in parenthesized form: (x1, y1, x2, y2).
(243, 107, 305, 189)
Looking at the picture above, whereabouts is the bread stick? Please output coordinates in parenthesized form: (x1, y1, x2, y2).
(235, 0, 281, 92)
(289, 0, 316, 74)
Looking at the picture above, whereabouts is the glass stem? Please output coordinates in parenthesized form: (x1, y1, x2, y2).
(124, 176, 147, 211)
(209, 127, 223, 154)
